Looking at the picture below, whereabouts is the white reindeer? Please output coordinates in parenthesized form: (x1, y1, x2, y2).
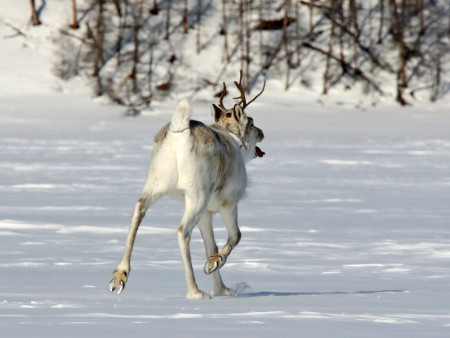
(109, 73, 265, 299)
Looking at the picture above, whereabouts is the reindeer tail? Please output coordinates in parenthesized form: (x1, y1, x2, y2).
(170, 100, 192, 133)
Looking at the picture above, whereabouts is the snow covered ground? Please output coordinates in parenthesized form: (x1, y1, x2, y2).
(1, 2, 450, 337)
(1, 89, 450, 337)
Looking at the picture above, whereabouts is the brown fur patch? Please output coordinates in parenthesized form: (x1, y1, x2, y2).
(154, 123, 170, 143)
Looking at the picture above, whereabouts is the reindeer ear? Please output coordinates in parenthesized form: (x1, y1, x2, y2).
(233, 105, 247, 124)
(211, 104, 223, 122)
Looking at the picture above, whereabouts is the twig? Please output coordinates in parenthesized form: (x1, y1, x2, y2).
(4, 23, 27, 39)
(302, 42, 384, 94)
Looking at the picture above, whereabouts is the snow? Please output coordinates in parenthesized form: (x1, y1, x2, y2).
(1, 2, 450, 337)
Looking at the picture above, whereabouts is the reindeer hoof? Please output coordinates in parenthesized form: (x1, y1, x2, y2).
(212, 286, 237, 297)
(187, 290, 212, 299)
(204, 254, 225, 274)
(109, 269, 128, 294)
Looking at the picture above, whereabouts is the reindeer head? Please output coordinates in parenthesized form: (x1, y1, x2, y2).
(211, 72, 265, 162)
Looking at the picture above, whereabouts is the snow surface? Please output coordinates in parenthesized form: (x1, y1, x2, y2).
(1, 2, 450, 337)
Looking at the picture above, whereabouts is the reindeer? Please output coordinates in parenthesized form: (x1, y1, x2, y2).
(109, 72, 265, 299)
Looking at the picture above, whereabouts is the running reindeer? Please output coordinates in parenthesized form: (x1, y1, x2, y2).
(109, 72, 265, 299)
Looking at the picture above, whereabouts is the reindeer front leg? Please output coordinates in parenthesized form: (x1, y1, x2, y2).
(198, 211, 236, 296)
(109, 197, 147, 294)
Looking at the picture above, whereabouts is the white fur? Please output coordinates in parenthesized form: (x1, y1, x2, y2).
(170, 99, 192, 132)
(109, 99, 264, 298)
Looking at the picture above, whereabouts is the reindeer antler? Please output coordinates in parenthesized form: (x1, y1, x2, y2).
(233, 70, 246, 107)
(233, 70, 266, 110)
(218, 82, 228, 111)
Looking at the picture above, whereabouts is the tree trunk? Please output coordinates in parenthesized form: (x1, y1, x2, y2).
(239, 0, 245, 87)
(244, 0, 250, 88)
(183, 0, 189, 34)
(148, 41, 154, 99)
(116, 1, 128, 66)
(431, 35, 442, 102)
(196, 0, 203, 54)
(70, 0, 79, 29)
(398, 0, 407, 88)
(222, 0, 230, 62)
(294, 0, 301, 67)
(29, 0, 41, 26)
(258, 0, 263, 66)
(417, 0, 424, 35)
(337, 1, 346, 73)
(112, 0, 122, 17)
(368, 0, 374, 72)
(389, 0, 408, 105)
(93, 0, 105, 78)
(130, 1, 144, 93)
(165, 0, 172, 40)
(349, 0, 359, 71)
(323, 0, 338, 94)
(378, 0, 384, 43)
(283, 1, 291, 90)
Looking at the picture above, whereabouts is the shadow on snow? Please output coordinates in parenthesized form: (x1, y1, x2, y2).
(239, 290, 405, 298)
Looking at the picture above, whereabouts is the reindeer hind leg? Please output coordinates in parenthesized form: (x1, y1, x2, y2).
(177, 193, 212, 299)
(109, 189, 162, 294)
